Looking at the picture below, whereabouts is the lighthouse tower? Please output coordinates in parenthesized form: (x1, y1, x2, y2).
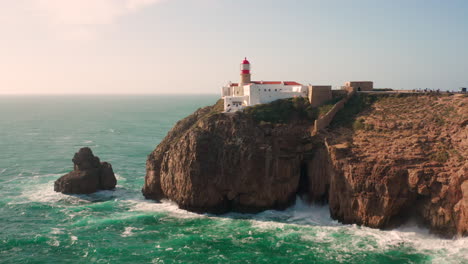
(240, 57, 251, 86)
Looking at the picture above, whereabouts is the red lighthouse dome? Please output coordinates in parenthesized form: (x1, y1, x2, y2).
(240, 57, 251, 75)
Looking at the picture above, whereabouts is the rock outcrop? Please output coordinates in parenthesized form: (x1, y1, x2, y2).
(142, 99, 316, 213)
(143, 94, 468, 237)
(324, 94, 468, 237)
(55, 147, 117, 194)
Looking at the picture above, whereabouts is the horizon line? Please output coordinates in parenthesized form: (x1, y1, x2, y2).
(0, 92, 220, 96)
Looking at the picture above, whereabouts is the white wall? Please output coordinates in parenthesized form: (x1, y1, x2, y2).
(248, 84, 308, 105)
(222, 85, 245, 97)
(221, 86, 231, 97)
(224, 95, 249, 112)
(222, 83, 308, 112)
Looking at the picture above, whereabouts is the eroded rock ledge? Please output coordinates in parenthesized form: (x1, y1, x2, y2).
(143, 94, 468, 237)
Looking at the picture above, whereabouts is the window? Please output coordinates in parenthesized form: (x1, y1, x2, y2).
(275, 89, 277, 92)
(264, 89, 266, 91)
(268, 89, 271, 92)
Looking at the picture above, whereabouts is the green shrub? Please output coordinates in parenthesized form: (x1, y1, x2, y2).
(352, 118, 366, 131)
(211, 99, 225, 113)
(331, 93, 380, 128)
(372, 88, 394, 91)
(244, 97, 315, 123)
(364, 123, 374, 131)
(305, 105, 319, 120)
(430, 150, 449, 163)
(318, 104, 334, 117)
(434, 116, 445, 126)
(292, 96, 307, 110)
(448, 149, 464, 162)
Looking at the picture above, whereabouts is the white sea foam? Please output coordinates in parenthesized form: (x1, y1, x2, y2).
(218, 197, 468, 263)
(83, 140, 93, 144)
(115, 173, 126, 181)
(50, 228, 64, 235)
(127, 196, 467, 261)
(12, 173, 468, 263)
(18, 180, 89, 205)
(70, 235, 78, 245)
(121, 226, 139, 237)
(16, 176, 125, 205)
(358, 223, 468, 263)
(47, 238, 60, 247)
(127, 199, 202, 219)
(9, 174, 73, 204)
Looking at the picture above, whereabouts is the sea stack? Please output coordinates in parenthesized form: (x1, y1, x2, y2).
(54, 147, 117, 194)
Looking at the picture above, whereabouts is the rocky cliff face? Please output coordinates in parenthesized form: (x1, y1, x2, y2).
(143, 94, 468, 237)
(142, 100, 315, 213)
(325, 94, 468, 237)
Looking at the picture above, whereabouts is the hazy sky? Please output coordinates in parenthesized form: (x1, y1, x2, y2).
(1, 0, 467, 94)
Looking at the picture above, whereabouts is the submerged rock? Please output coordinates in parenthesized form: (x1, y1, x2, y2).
(54, 147, 117, 194)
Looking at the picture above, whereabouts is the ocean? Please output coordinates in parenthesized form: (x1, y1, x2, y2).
(0, 95, 467, 264)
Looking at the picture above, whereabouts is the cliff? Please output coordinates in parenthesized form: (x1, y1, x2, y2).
(143, 93, 468, 237)
(142, 98, 317, 213)
(324, 93, 468, 237)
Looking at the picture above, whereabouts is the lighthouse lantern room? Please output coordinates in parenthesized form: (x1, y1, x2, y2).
(240, 58, 251, 86)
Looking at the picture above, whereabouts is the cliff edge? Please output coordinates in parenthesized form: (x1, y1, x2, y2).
(143, 94, 468, 237)
(142, 98, 317, 213)
(325, 93, 467, 237)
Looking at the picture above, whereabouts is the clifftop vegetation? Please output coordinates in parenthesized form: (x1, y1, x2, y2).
(243, 97, 317, 124)
(145, 92, 468, 237)
(325, 93, 467, 237)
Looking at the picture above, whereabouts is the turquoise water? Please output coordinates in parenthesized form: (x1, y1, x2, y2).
(0, 95, 467, 264)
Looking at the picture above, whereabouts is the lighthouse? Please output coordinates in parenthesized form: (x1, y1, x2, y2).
(240, 57, 251, 86)
(221, 58, 309, 113)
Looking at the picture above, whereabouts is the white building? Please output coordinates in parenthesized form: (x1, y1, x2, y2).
(221, 58, 308, 112)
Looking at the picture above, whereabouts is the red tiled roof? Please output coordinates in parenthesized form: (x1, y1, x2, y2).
(250, 81, 302, 86)
(251, 81, 281, 85)
(229, 83, 239, 87)
(284, 81, 302, 86)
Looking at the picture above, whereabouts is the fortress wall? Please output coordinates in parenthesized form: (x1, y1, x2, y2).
(308, 86, 332, 107)
(312, 90, 355, 135)
(332, 90, 348, 98)
(345, 81, 373, 91)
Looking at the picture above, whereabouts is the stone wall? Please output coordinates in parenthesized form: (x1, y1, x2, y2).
(345, 81, 373, 91)
(312, 91, 355, 135)
(308, 85, 332, 107)
(332, 90, 348, 98)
